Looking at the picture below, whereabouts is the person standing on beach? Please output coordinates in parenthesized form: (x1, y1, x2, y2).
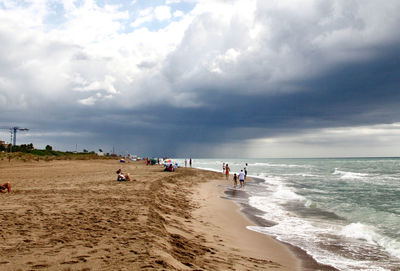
(222, 162, 226, 173)
(244, 163, 248, 179)
(190, 158, 192, 167)
(238, 170, 245, 188)
(233, 173, 237, 188)
(225, 164, 230, 179)
(185, 159, 187, 167)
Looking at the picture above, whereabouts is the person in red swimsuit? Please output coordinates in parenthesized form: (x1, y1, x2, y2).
(225, 164, 230, 179)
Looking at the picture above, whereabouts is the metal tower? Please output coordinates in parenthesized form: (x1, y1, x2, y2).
(0, 126, 29, 145)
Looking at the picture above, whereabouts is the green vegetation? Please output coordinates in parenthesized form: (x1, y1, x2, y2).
(0, 143, 117, 162)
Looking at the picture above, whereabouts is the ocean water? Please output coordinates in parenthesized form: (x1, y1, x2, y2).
(175, 158, 400, 271)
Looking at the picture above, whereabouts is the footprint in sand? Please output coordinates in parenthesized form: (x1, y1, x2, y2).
(61, 260, 79, 264)
(31, 263, 50, 269)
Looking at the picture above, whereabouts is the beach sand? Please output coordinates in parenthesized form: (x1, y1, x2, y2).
(0, 159, 302, 270)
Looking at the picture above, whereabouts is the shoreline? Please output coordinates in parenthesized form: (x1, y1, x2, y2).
(191, 179, 301, 270)
(222, 178, 338, 270)
(193, 166, 338, 270)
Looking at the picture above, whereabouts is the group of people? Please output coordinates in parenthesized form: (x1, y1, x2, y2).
(184, 158, 192, 167)
(163, 163, 175, 172)
(144, 158, 159, 165)
(222, 162, 248, 189)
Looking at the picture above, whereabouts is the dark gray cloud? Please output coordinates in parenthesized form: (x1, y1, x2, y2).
(1, 0, 400, 157)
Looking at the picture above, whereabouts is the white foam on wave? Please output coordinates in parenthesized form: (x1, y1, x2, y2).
(251, 162, 312, 168)
(341, 223, 400, 259)
(247, 212, 362, 270)
(249, 196, 282, 216)
(247, 181, 398, 270)
(284, 173, 320, 177)
(195, 167, 221, 173)
(256, 175, 305, 202)
(333, 168, 369, 180)
(261, 175, 286, 184)
(305, 199, 317, 208)
(340, 222, 379, 244)
(248, 215, 392, 271)
(273, 187, 305, 201)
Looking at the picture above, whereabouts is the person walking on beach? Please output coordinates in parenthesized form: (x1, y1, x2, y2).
(233, 173, 237, 188)
(238, 170, 245, 188)
(244, 163, 248, 179)
(189, 158, 192, 167)
(222, 162, 226, 173)
(0, 182, 11, 193)
(225, 164, 230, 179)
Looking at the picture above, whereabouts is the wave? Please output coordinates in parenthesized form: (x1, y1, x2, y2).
(248, 215, 398, 271)
(257, 175, 286, 182)
(340, 222, 381, 244)
(341, 223, 400, 259)
(333, 168, 369, 180)
(184, 158, 400, 269)
(195, 167, 222, 173)
(251, 162, 313, 168)
(273, 187, 305, 202)
(284, 173, 320, 177)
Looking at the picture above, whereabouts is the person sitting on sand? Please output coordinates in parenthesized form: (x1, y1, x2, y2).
(0, 182, 11, 193)
(163, 164, 175, 172)
(116, 169, 131, 181)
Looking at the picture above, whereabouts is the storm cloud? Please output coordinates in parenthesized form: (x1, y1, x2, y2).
(1, 0, 400, 157)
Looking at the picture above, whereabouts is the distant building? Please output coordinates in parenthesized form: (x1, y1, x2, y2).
(0, 140, 7, 151)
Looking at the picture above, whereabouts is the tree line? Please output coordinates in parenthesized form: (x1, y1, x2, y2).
(0, 143, 99, 156)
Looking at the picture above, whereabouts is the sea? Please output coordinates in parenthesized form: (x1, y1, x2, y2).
(174, 158, 400, 271)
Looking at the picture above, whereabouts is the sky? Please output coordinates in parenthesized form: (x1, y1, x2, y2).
(1, 0, 400, 158)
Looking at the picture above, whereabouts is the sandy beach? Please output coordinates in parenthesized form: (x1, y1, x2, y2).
(0, 158, 301, 270)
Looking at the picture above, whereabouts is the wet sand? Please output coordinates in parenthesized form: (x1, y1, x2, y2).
(0, 159, 302, 270)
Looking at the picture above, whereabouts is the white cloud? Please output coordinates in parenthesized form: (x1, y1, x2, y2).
(73, 75, 118, 94)
(131, 7, 154, 28)
(131, 14, 153, 27)
(209, 48, 241, 74)
(154, 5, 171, 21)
(78, 96, 97, 106)
(2, 0, 400, 109)
(173, 10, 184, 18)
(131, 5, 172, 27)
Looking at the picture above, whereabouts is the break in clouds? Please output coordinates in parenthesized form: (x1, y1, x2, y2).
(1, 0, 400, 157)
